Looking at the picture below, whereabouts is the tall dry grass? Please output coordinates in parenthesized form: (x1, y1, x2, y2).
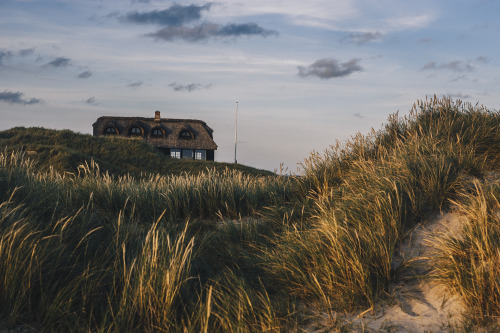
(262, 97, 499, 312)
(0, 149, 292, 331)
(0, 96, 498, 331)
(431, 180, 500, 325)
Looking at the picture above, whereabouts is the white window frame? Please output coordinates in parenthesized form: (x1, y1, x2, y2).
(195, 150, 206, 160)
(170, 149, 181, 159)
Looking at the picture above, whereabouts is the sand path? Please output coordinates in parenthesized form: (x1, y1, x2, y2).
(303, 211, 466, 332)
(361, 212, 465, 332)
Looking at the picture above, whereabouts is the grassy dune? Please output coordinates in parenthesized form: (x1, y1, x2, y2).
(0, 97, 499, 331)
(0, 126, 273, 177)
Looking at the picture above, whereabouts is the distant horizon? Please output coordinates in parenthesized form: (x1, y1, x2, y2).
(1, 0, 499, 171)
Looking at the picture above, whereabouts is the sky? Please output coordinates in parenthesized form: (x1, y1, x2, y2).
(1, 0, 499, 172)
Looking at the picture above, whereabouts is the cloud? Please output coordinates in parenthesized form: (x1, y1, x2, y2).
(342, 31, 382, 45)
(123, 4, 211, 26)
(475, 56, 489, 64)
(45, 57, 71, 68)
(78, 71, 93, 79)
(217, 23, 277, 37)
(85, 96, 98, 105)
(441, 60, 474, 72)
(421, 60, 474, 72)
(422, 57, 490, 73)
(18, 48, 35, 57)
(418, 37, 433, 44)
(146, 22, 277, 42)
(451, 75, 467, 82)
(121, 3, 277, 42)
(169, 82, 213, 92)
(446, 93, 471, 99)
(0, 50, 12, 65)
(0, 48, 36, 66)
(297, 58, 362, 79)
(387, 14, 435, 30)
(147, 23, 217, 42)
(0, 90, 43, 105)
(127, 81, 143, 88)
(421, 62, 436, 70)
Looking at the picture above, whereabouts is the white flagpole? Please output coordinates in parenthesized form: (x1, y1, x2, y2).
(234, 101, 238, 164)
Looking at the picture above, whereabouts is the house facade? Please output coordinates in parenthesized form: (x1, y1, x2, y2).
(92, 111, 217, 161)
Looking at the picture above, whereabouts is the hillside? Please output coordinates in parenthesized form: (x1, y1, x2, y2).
(0, 97, 499, 332)
(0, 127, 273, 177)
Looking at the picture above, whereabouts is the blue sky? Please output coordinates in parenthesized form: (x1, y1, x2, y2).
(1, 0, 498, 172)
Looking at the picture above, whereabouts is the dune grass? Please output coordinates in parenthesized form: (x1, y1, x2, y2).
(431, 180, 500, 326)
(0, 126, 273, 177)
(261, 97, 498, 313)
(0, 96, 499, 331)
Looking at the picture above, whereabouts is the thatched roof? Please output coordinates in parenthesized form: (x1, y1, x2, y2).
(92, 112, 217, 150)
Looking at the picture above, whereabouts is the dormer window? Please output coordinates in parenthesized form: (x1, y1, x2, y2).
(104, 127, 117, 135)
(179, 130, 193, 140)
(129, 126, 142, 136)
(151, 128, 164, 137)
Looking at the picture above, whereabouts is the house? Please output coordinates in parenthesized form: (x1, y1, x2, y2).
(92, 111, 217, 161)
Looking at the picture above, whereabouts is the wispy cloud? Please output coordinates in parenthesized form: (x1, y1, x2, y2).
(421, 60, 474, 72)
(440, 60, 474, 72)
(475, 56, 489, 64)
(18, 48, 35, 57)
(127, 81, 143, 88)
(120, 3, 277, 42)
(0, 48, 35, 66)
(123, 4, 211, 26)
(77, 71, 93, 79)
(421, 61, 437, 70)
(297, 58, 362, 79)
(0, 50, 12, 65)
(342, 31, 382, 45)
(45, 57, 71, 68)
(418, 37, 433, 44)
(0, 90, 43, 105)
(446, 93, 471, 99)
(147, 22, 277, 42)
(85, 96, 98, 105)
(421, 57, 488, 73)
(387, 14, 435, 30)
(169, 82, 213, 92)
(451, 75, 468, 82)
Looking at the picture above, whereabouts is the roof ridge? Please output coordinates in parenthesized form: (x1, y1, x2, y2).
(96, 116, 207, 123)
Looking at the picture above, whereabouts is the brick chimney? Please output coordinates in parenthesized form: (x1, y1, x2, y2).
(154, 110, 160, 122)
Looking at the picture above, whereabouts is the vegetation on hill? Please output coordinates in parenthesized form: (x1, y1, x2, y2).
(0, 127, 273, 177)
(0, 97, 499, 331)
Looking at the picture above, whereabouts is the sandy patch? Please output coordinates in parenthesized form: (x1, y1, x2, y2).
(302, 212, 467, 332)
(362, 212, 466, 332)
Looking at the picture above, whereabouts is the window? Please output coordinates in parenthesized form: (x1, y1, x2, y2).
(195, 150, 206, 160)
(170, 149, 181, 159)
(104, 127, 117, 135)
(151, 128, 164, 137)
(129, 126, 142, 136)
(182, 149, 193, 159)
(179, 130, 193, 140)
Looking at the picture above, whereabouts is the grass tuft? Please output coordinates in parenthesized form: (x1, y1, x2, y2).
(431, 180, 500, 326)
